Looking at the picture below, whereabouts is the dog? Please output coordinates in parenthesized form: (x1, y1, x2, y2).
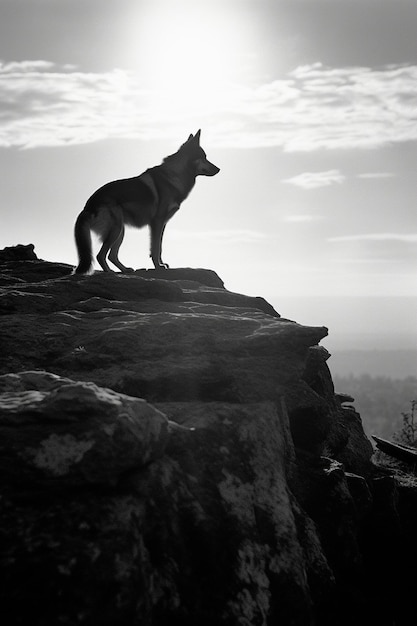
(74, 130, 220, 274)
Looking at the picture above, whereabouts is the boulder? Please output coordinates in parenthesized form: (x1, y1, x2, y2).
(0, 370, 169, 488)
(0, 243, 38, 261)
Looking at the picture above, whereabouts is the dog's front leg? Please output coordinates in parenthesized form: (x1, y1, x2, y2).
(150, 219, 169, 269)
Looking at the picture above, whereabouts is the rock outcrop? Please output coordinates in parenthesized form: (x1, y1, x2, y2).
(0, 245, 414, 625)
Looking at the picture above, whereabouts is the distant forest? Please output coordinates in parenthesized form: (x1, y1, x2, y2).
(333, 375, 417, 440)
(328, 349, 417, 379)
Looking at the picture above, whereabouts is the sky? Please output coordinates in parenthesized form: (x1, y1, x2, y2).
(1, 0, 416, 357)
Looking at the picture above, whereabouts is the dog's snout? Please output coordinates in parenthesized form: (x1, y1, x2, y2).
(207, 161, 220, 176)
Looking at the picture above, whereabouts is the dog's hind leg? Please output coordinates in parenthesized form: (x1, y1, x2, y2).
(96, 224, 128, 273)
(96, 230, 116, 272)
(107, 225, 134, 273)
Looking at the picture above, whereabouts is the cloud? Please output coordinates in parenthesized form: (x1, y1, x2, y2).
(282, 170, 345, 189)
(1, 60, 417, 150)
(358, 172, 395, 179)
(327, 233, 417, 268)
(0, 61, 141, 148)
(328, 233, 417, 243)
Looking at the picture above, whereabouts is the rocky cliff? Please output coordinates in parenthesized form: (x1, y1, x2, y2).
(0, 244, 415, 626)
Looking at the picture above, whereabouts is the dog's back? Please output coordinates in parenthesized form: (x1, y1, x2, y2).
(84, 174, 157, 229)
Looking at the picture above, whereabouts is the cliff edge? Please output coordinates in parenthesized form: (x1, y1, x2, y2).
(0, 244, 414, 626)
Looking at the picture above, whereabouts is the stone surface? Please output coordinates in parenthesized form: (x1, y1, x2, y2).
(0, 245, 413, 626)
(0, 242, 37, 261)
(135, 401, 333, 625)
(0, 371, 169, 488)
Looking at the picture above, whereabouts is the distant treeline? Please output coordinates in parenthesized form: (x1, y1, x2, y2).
(333, 374, 417, 440)
(329, 349, 417, 379)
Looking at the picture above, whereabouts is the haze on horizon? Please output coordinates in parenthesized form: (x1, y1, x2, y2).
(0, 0, 416, 359)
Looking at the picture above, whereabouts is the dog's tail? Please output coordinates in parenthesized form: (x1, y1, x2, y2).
(74, 211, 93, 274)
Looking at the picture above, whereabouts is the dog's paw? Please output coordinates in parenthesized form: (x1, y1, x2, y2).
(122, 267, 135, 273)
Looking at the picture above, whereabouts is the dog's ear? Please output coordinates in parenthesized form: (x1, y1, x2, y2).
(187, 133, 194, 141)
(194, 129, 201, 143)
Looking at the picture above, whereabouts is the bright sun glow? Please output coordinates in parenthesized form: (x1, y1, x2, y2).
(132, 1, 251, 117)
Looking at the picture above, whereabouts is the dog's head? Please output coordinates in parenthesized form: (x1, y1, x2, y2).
(183, 130, 220, 177)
